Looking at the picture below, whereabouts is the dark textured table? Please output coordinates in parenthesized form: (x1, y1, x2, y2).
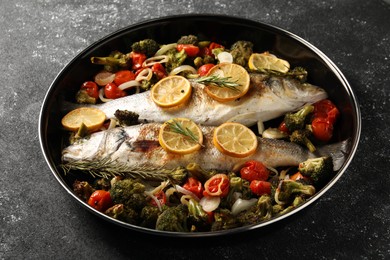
(1, 0, 389, 259)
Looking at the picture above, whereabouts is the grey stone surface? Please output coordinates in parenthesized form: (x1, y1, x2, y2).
(1, 0, 389, 259)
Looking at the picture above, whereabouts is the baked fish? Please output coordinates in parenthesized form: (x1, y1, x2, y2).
(62, 123, 349, 173)
(87, 73, 328, 126)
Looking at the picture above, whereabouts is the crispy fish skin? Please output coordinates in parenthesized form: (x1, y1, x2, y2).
(62, 123, 347, 172)
(90, 73, 328, 126)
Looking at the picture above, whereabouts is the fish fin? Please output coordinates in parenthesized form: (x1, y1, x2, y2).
(314, 138, 351, 171)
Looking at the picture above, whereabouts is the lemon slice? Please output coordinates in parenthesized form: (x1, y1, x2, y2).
(204, 63, 250, 102)
(213, 122, 258, 158)
(151, 75, 192, 107)
(159, 118, 203, 155)
(248, 52, 290, 73)
(61, 107, 106, 132)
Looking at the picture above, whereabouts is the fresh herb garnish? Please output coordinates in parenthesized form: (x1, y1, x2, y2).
(166, 119, 202, 145)
(194, 75, 241, 91)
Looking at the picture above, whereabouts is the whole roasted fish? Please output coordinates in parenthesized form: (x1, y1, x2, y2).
(62, 123, 349, 175)
(88, 73, 327, 126)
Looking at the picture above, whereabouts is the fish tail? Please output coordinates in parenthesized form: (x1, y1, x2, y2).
(314, 138, 351, 171)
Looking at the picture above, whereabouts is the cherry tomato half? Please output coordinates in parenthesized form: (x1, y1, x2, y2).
(81, 81, 99, 99)
(311, 117, 334, 142)
(250, 180, 271, 196)
(240, 160, 269, 182)
(203, 174, 229, 197)
(131, 52, 147, 70)
(87, 190, 113, 212)
(313, 99, 340, 124)
(104, 82, 126, 99)
(114, 70, 135, 86)
(177, 44, 200, 57)
(151, 63, 167, 80)
(183, 177, 204, 199)
(278, 121, 290, 134)
(198, 63, 215, 76)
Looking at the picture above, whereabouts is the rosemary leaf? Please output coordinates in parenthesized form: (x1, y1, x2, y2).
(194, 75, 241, 91)
(166, 119, 202, 146)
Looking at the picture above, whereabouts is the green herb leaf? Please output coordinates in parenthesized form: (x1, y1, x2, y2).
(194, 75, 241, 91)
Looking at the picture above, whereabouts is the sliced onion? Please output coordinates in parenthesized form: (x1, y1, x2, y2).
(169, 65, 197, 76)
(154, 43, 177, 56)
(231, 198, 258, 215)
(262, 128, 288, 139)
(98, 88, 113, 103)
(217, 52, 233, 63)
(118, 80, 141, 92)
(199, 196, 220, 212)
(107, 118, 117, 130)
(94, 71, 115, 86)
(175, 184, 200, 201)
(257, 121, 265, 135)
(165, 187, 177, 201)
(145, 191, 163, 211)
(142, 55, 169, 67)
(180, 194, 193, 205)
(135, 68, 153, 82)
(274, 181, 286, 205)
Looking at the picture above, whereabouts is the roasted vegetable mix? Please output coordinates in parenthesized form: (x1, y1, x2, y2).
(62, 34, 342, 233)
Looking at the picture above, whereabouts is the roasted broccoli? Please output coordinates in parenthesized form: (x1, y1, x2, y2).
(283, 105, 314, 132)
(222, 174, 252, 209)
(114, 109, 139, 126)
(288, 67, 308, 82)
(105, 204, 139, 225)
(290, 129, 316, 152)
(75, 89, 96, 104)
(211, 209, 239, 231)
(236, 194, 273, 226)
(91, 50, 131, 72)
(131, 39, 160, 57)
(166, 167, 188, 185)
(139, 205, 165, 228)
(93, 178, 111, 191)
(276, 180, 316, 204)
(298, 157, 334, 186)
(109, 178, 147, 210)
(165, 49, 187, 73)
(155, 204, 189, 232)
(273, 196, 305, 217)
(177, 35, 198, 45)
(230, 40, 254, 67)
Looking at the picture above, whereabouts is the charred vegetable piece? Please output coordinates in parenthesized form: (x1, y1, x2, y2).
(298, 156, 334, 186)
(165, 49, 187, 72)
(91, 51, 131, 72)
(155, 204, 189, 232)
(283, 105, 314, 132)
(177, 35, 198, 45)
(290, 128, 316, 152)
(236, 194, 273, 226)
(109, 178, 147, 210)
(131, 39, 160, 57)
(73, 180, 95, 201)
(114, 110, 139, 126)
(276, 180, 316, 204)
(211, 209, 239, 231)
(230, 40, 254, 67)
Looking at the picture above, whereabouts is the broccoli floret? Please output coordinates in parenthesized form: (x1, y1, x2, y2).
(283, 105, 314, 132)
(298, 157, 334, 186)
(131, 39, 160, 57)
(230, 40, 254, 67)
(276, 180, 316, 204)
(109, 178, 147, 210)
(177, 35, 198, 45)
(155, 204, 189, 232)
(139, 205, 166, 228)
(236, 194, 273, 226)
(290, 129, 316, 152)
(166, 167, 188, 185)
(273, 196, 305, 217)
(114, 110, 139, 126)
(73, 180, 95, 201)
(105, 204, 139, 225)
(222, 174, 252, 209)
(211, 209, 239, 231)
(165, 49, 187, 73)
(75, 89, 97, 104)
(90, 50, 131, 72)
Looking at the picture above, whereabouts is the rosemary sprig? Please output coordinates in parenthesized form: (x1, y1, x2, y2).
(166, 119, 203, 146)
(59, 157, 187, 184)
(194, 75, 241, 91)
